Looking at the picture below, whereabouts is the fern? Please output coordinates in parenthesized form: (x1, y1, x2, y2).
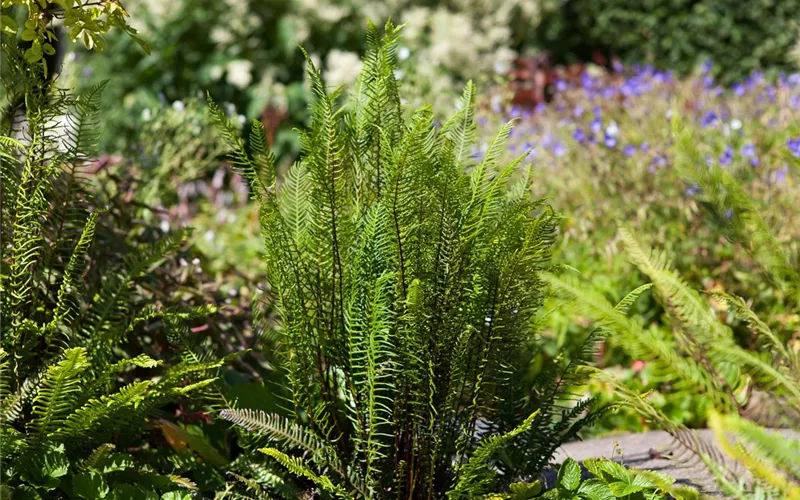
(212, 21, 600, 498)
(0, 29, 233, 496)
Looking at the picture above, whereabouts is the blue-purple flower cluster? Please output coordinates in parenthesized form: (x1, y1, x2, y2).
(475, 60, 799, 198)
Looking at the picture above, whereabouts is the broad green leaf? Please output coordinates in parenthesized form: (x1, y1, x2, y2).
(557, 457, 582, 492)
(72, 471, 110, 499)
(577, 479, 615, 500)
(0, 15, 17, 35)
(509, 480, 543, 499)
(598, 460, 629, 482)
(608, 482, 644, 497)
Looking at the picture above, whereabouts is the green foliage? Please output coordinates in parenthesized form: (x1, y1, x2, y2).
(0, 33, 233, 497)
(539, 457, 699, 500)
(212, 21, 603, 498)
(547, 117, 800, 498)
(2, 0, 148, 63)
(534, 0, 800, 82)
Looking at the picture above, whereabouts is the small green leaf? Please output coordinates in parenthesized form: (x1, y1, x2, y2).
(1, 15, 17, 35)
(95, 452, 136, 473)
(161, 492, 192, 500)
(24, 46, 43, 63)
(577, 479, 615, 500)
(598, 460, 629, 482)
(608, 482, 644, 497)
(72, 471, 110, 499)
(509, 480, 543, 499)
(21, 29, 37, 41)
(557, 457, 581, 492)
(633, 470, 675, 488)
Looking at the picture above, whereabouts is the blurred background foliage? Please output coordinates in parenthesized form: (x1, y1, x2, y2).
(71, 0, 800, 159)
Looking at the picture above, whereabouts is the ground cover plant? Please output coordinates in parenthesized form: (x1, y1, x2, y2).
(210, 21, 606, 499)
(546, 116, 800, 498)
(475, 60, 800, 435)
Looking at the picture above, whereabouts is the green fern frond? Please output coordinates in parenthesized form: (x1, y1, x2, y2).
(220, 409, 327, 456)
(31, 347, 90, 442)
(449, 410, 540, 499)
(49, 211, 99, 333)
(260, 448, 356, 500)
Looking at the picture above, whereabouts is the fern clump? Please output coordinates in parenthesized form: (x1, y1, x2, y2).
(211, 21, 602, 499)
(0, 34, 231, 498)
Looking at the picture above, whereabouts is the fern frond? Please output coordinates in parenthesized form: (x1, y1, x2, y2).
(49, 211, 99, 333)
(220, 409, 328, 457)
(449, 410, 540, 499)
(31, 347, 90, 442)
(709, 412, 800, 499)
(260, 448, 355, 500)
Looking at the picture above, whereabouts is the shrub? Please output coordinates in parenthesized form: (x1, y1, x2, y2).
(211, 21, 603, 498)
(534, 0, 800, 82)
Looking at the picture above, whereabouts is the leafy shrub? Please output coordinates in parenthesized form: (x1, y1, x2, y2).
(210, 21, 603, 498)
(534, 0, 800, 82)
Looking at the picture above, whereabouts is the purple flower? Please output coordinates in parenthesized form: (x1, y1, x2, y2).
(703, 75, 714, 88)
(702, 60, 713, 73)
(555, 79, 568, 92)
(552, 141, 567, 158)
(724, 209, 734, 219)
(788, 137, 800, 158)
(719, 146, 734, 166)
(603, 133, 617, 148)
(740, 144, 756, 158)
(572, 127, 586, 144)
(685, 184, 701, 196)
(640, 142, 649, 153)
(573, 105, 584, 118)
(622, 145, 636, 157)
(534, 102, 547, 114)
(774, 165, 788, 184)
(590, 117, 603, 134)
(476, 116, 488, 128)
(732, 82, 745, 97)
(509, 105, 523, 119)
(701, 110, 718, 127)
